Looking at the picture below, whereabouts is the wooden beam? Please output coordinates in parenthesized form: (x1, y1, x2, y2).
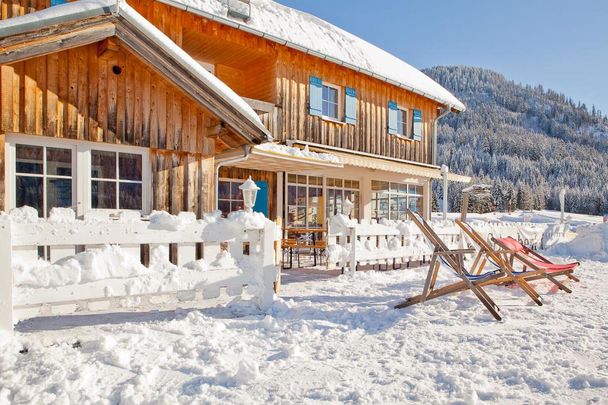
(0, 21, 116, 65)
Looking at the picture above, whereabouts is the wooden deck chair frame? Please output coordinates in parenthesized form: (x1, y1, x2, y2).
(456, 220, 576, 296)
(455, 219, 549, 304)
(491, 236, 579, 291)
(395, 209, 505, 321)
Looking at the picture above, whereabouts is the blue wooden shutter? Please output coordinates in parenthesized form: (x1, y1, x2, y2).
(309, 76, 323, 116)
(344, 87, 357, 124)
(50, 0, 67, 5)
(412, 109, 423, 140)
(387, 101, 398, 134)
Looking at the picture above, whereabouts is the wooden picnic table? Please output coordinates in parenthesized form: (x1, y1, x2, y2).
(282, 227, 327, 268)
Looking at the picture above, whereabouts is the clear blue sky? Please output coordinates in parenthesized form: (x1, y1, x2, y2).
(276, 0, 608, 115)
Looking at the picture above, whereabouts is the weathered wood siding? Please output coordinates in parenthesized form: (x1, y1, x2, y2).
(1, 0, 443, 165)
(274, 47, 438, 164)
(0, 0, 49, 19)
(129, 0, 441, 164)
(0, 41, 218, 215)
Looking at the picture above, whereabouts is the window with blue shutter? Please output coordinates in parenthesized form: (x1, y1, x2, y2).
(412, 109, 423, 140)
(309, 76, 323, 117)
(387, 101, 399, 134)
(344, 87, 357, 124)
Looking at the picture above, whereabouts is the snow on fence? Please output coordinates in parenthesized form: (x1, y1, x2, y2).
(326, 215, 551, 272)
(0, 208, 278, 335)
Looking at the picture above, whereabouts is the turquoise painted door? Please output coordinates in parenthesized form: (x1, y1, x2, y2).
(253, 181, 269, 217)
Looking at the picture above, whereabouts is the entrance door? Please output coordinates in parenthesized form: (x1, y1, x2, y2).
(253, 181, 269, 217)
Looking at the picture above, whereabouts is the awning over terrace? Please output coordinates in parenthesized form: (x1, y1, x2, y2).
(295, 142, 471, 183)
(218, 143, 344, 172)
(329, 151, 471, 182)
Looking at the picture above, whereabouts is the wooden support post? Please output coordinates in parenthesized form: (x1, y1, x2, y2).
(0, 218, 13, 336)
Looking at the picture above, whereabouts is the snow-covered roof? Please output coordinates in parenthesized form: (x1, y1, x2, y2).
(159, 0, 466, 112)
(0, 0, 271, 142)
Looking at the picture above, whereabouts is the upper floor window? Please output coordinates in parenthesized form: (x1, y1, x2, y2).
(388, 101, 412, 138)
(322, 83, 340, 120)
(396, 108, 408, 137)
(309, 76, 354, 123)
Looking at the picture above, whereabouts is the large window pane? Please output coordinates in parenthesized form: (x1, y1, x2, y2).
(218, 200, 230, 217)
(119, 183, 142, 210)
(119, 153, 142, 181)
(47, 178, 72, 214)
(46, 147, 72, 176)
(16, 176, 43, 216)
(231, 182, 242, 201)
(287, 185, 297, 205)
(218, 181, 230, 200)
(408, 197, 421, 213)
(91, 150, 116, 179)
(296, 186, 306, 205)
(16, 144, 43, 174)
(91, 180, 116, 209)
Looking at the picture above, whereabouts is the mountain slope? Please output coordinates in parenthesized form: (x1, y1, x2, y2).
(424, 66, 608, 215)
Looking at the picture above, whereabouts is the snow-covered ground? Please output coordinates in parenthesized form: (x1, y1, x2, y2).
(1, 211, 607, 403)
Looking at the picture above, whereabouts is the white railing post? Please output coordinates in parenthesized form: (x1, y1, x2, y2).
(0, 217, 13, 336)
(348, 226, 357, 278)
(257, 221, 277, 311)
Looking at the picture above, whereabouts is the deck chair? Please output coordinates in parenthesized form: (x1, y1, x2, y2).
(492, 236, 580, 290)
(395, 210, 505, 321)
(456, 220, 577, 295)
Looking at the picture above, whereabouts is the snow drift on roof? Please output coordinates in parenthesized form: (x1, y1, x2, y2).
(161, 0, 466, 111)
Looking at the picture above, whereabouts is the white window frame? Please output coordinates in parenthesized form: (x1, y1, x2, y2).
(321, 82, 342, 122)
(217, 177, 245, 216)
(5, 134, 151, 217)
(285, 174, 324, 229)
(5, 135, 77, 218)
(396, 106, 409, 138)
(371, 180, 423, 220)
(325, 177, 361, 218)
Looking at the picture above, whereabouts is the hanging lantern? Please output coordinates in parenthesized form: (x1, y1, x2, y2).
(239, 176, 260, 212)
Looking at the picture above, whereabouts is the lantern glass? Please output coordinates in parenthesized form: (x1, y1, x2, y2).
(239, 176, 260, 212)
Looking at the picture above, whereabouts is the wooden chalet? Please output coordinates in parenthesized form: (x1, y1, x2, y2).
(0, 0, 469, 228)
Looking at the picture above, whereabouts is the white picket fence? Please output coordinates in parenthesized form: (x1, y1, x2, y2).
(327, 217, 550, 272)
(0, 213, 278, 335)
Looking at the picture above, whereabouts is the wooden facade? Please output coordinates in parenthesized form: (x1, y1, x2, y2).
(0, 41, 217, 215)
(0, 0, 453, 222)
(1, 0, 445, 165)
(126, 0, 441, 165)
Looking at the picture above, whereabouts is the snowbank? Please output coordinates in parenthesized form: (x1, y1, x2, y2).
(1, 261, 605, 403)
(549, 223, 608, 262)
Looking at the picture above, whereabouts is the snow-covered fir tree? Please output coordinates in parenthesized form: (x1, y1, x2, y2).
(425, 66, 608, 215)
